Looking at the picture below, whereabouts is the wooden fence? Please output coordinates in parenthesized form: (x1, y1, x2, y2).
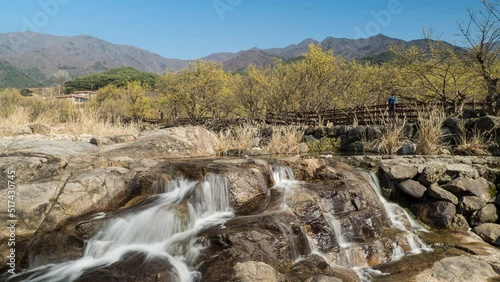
(265, 100, 491, 126)
(140, 100, 491, 127)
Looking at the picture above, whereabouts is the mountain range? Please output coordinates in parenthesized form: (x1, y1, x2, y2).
(0, 31, 453, 89)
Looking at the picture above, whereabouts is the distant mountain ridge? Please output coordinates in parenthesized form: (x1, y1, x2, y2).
(0, 32, 190, 88)
(0, 32, 459, 88)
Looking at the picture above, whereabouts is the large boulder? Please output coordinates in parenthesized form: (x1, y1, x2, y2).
(418, 163, 447, 187)
(442, 177, 491, 201)
(430, 201, 457, 228)
(473, 223, 500, 246)
(457, 196, 487, 215)
(470, 204, 499, 226)
(380, 165, 418, 181)
(196, 212, 311, 282)
(444, 164, 480, 179)
(344, 126, 365, 144)
(398, 180, 427, 199)
(396, 143, 416, 155)
(412, 201, 456, 229)
(413, 255, 499, 282)
(225, 167, 270, 215)
(104, 127, 219, 159)
(1, 139, 98, 160)
(427, 184, 459, 205)
(365, 126, 382, 142)
(0, 181, 61, 240)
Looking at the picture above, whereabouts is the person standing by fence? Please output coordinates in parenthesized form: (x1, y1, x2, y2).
(387, 92, 398, 118)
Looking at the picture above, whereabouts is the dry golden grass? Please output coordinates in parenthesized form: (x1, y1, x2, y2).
(214, 123, 259, 155)
(214, 129, 234, 156)
(265, 125, 304, 154)
(233, 124, 259, 152)
(455, 129, 494, 156)
(415, 108, 446, 155)
(214, 124, 304, 155)
(0, 106, 32, 129)
(0, 106, 138, 138)
(62, 108, 139, 137)
(368, 117, 407, 155)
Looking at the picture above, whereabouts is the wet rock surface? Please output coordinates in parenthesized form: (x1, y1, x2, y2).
(2, 132, 500, 282)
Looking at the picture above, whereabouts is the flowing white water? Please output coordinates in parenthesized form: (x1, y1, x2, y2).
(391, 242, 405, 261)
(323, 213, 351, 249)
(272, 166, 322, 259)
(12, 175, 233, 282)
(366, 172, 431, 253)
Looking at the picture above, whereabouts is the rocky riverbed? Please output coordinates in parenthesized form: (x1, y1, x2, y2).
(0, 127, 499, 281)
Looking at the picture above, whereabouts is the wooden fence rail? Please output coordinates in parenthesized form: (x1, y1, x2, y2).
(139, 100, 491, 128)
(266, 101, 490, 126)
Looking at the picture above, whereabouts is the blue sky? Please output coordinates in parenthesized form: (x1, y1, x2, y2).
(0, 0, 485, 59)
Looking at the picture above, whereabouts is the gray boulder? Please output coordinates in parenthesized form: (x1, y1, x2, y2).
(380, 165, 418, 180)
(427, 184, 459, 205)
(340, 141, 364, 152)
(365, 126, 382, 142)
(430, 201, 457, 228)
(396, 143, 416, 155)
(470, 204, 499, 226)
(458, 196, 487, 215)
(344, 126, 366, 144)
(445, 164, 480, 179)
(449, 214, 470, 231)
(418, 163, 447, 187)
(442, 177, 491, 201)
(473, 223, 500, 246)
(225, 167, 270, 215)
(104, 126, 219, 159)
(398, 180, 427, 199)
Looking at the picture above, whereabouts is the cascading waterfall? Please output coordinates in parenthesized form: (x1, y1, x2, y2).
(323, 213, 351, 249)
(11, 174, 233, 282)
(364, 171, 431, 254)
(272, 166, 432, 282)
(272, 166, 321, 258)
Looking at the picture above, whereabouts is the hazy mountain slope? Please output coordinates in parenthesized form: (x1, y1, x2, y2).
(221, 50, 279, 72)
(0, 32, 190, 85)
(0, 32, 464, 88)
(0, 59, 42, 88)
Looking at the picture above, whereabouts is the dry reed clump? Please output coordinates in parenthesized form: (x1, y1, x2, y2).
(214, 124, 304, 155)
(0, 106, 139, 138)
(366, 117, 406, 155)
(0, 106, 33, 129)
(62, 108, 139, 137)
(214, 123, 259, 156)
(454, 128, 495, 156)
(415, 108, 446, 155)
(0, 106, 59, 137)
(265, 126, 304, 154)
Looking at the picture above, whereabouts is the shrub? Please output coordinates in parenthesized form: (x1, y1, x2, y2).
(454, 128, 494, 156)
(366, 117, 406, 155)
(307, 137, 340, 153)
(215, 124, 304, 155)
(415, 108, 446, 155)
(265, 126, 304, 154)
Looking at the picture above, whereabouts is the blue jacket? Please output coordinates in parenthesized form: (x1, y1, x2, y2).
(388, 96, 398, 107)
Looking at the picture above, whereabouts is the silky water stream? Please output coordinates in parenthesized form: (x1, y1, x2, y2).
(9, 174, 233, 282)
(10, 166, 431, 282)
(272, 166, 431, 282)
